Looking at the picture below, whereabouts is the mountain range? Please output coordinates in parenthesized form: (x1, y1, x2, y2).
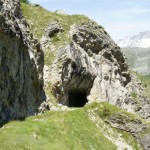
(118, 31, 150, 75)
(118, 31, 150, 48)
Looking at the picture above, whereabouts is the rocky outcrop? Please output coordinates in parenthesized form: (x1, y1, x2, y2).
(46, 21, 150, 118)
(47, 22, 129, 104)
(108, 113, 147, 136)
(0, 0, 45, 124)
(41, 21, 63, 52)
(44, 21, 63, 38)
(108, 112, 150, 150)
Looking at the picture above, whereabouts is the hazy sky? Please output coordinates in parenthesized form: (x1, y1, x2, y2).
(29, 0, 150, 42)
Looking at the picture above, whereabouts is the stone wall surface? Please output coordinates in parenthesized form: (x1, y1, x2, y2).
(0, 0, 45, 124)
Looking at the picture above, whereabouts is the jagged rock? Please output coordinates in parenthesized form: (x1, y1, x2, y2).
(48, 22, 130, 106)
(44, 21, 63, 38)
(40, 21, 63, 50)
(0, 0, 45, 124)
(106, 111, 150, 150)
(108, 113, 147, 135)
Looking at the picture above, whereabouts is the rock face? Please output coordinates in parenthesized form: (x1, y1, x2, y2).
(44, 21, 63, 38)
(0, 0, 45, 124)
(44, 21, 150, 118)
(41, 21, 63, 50)
(105, 111, 150, 150)
(49, 22, 130, 107)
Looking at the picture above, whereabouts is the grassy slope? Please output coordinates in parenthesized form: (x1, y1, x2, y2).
(0, 102, 145, 150)
(87, 102, 144, 150)
(21, 3, 89, 44)
(0, 103, 118, 150)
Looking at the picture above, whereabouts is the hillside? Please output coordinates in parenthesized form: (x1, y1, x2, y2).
(0, 1, 150, 150)
(0, 102, 147, 150)
(121, 47, 150, 75)
(118, 32, 150, 76)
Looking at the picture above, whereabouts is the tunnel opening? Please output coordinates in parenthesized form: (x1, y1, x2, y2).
(68, 90, 88, 107)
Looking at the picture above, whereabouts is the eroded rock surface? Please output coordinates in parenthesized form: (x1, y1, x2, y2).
(47, 22, 129, 105)
(46, 21, 150, 118)
(0, 0, 45, 124)
(41, 21, 63, 48)
(107, 111, 150, 150)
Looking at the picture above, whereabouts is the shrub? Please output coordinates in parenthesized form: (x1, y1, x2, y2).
(20, 0, 29, 4)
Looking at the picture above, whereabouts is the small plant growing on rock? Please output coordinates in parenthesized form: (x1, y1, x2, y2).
(131, 92, 137, 99)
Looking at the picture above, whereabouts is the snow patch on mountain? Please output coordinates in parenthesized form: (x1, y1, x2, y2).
(118, 31, 150, 48)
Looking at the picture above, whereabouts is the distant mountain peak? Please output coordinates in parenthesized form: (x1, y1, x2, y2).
(118, 31, 150, 48)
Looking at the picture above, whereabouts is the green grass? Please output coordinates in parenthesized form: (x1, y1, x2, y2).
(131, 92, 137, 99)
(85, 102, 143, 150)
(21, 3, 89, 41)
(0, 102, 145, 150)
(116, 130, 140, 150)
(86, 102, 138, 122)
(0, 104, 117, 150)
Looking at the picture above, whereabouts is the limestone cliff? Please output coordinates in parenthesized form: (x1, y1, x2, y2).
(42, 21, 150, 119)
(0, 0, 45, 124)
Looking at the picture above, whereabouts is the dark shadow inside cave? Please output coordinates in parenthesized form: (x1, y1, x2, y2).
(68, 90, 88, 107)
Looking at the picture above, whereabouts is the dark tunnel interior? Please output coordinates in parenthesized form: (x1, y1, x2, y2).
(68, 90, 88, 107)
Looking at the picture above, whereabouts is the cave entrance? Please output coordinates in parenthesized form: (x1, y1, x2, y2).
(68, 90, 88, 107)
